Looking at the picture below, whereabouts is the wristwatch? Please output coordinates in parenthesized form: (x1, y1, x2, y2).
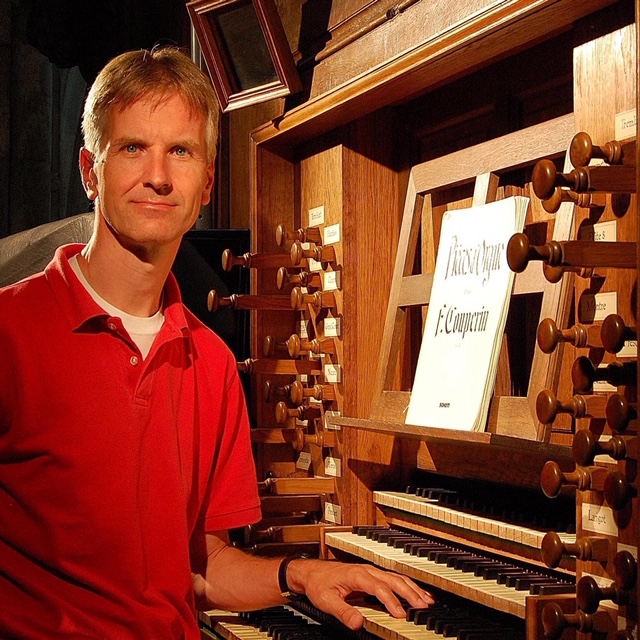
(278, 553, 309, 599)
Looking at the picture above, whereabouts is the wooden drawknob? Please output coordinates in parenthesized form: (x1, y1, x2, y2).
(613, 550, 637, 589)
(532, 158, 636, 198)
(263, 335, 289, 358)
(605, 393, 637, 432)
(572, 429, 627, 466)
(541, 531, 609, 568)
(532, 159, 589, 200)
(600, 313, 636, 354)
(276, 223, 322, 247)
(290, 379, 309, 405)
(537, 318, 589, 353)
(276, 267, 319, 290)
(540, 461, 605, 498)
(536, 389, 606, 424)
(292, 428, 333, 452)
(571, 356, 636, 394)
(286, 334, 303, 358)
(290, 240, 335, 266)
(207, 289, 222, 312)
(506, 233, 563, 273)
(221, 248, 242, 271)
(569, 131, 624, 167)
(290, 240, 309, 265)
(290, 380, 335, 405)
(603, 470, 636, 511)
(577, 575, 631, 614)
(290, 287, 336, 311)
(262, 336, 275, 358)
(287, 335, 335, 358)
(263, 380, 290, 403)
(541, 188, 603, 213)
(542, 602, 604, 639)
(275, 401, 322, 425)
(536, 389, 579, 423)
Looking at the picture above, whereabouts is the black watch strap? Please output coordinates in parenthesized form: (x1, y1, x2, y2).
(278, 554, 309, 599)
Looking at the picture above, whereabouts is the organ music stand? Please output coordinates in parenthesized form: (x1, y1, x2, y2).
(369, 114, 577, 442)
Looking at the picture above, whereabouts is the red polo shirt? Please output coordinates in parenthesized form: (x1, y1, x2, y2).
(0, 244, 261, 639)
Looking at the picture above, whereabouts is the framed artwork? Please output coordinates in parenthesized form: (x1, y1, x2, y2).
(187, 0, 301, 111)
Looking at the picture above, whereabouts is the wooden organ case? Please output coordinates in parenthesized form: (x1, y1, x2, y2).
(200, 1, 640, 639)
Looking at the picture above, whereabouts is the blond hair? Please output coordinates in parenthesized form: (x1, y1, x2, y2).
(82, 46, 219, 162)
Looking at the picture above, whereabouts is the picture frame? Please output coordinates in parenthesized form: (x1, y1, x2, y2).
(187, 0, 301, 112)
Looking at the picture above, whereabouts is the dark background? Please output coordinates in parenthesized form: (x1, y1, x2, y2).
(1, 0, 191, 238)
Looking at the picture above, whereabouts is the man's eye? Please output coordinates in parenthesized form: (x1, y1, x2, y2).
(174, 147, 189, 156)
(125, 144, 138, 153)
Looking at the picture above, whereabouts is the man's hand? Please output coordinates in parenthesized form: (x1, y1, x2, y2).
(197, 532, 433, 631)
(286, 557, 434, 630)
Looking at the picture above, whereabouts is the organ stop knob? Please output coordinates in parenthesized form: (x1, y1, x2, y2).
(542, 602, 614, 639)
(540, 461, 606, 498)
(506, 233, 636, 275)
(541, 531, 609, 568)
(536, 317, 603, 353)
(603, 470, 636, 511)
(605, 394, 637, 432)
(536, 389, 607, 424)
(571, 356, 636, 394)
(569, 131, 627, 166)
(572, 429, 627, 466)
(532, 158, 636, 200)
(600, 313, 637, 354)
(577, 568, 634, 614)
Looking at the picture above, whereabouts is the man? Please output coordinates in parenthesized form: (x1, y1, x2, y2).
(0, 47, 433, 638)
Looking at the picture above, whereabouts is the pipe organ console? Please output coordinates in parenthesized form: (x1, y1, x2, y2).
(197, 3, 639, 639)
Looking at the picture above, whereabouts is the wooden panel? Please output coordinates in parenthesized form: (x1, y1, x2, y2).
(227, 101, 283, 229)
(252, 0, 618, 148)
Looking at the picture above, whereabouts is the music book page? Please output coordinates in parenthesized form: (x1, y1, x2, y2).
(405, 196, 528, 431)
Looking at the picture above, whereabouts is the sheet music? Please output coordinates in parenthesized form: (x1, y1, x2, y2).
(406, 196, 528, 431)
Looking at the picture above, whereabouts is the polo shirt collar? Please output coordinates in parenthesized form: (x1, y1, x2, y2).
(45, 244, 189, 335)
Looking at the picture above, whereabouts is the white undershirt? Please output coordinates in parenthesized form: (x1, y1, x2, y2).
(69, 254, 164, 359)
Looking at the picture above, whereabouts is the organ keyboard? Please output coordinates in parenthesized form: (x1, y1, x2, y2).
(372, 491, 576, 551)
(325, 527, 573, 618)
(199, 595, 527, 639)
(203, 475, 577, 639)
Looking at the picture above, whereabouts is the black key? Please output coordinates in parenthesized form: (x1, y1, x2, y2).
(407, 541, 443, 555)
(533, 583, 576, 595)
(478, 563, 517, 579)
(458, 558, 498, 573)
(353, 525, 387, 536)
(391, 536, 422, 548)
(496, 569, 527, 585)
(448, 554, 479, 568)
(513, 575, 557, 590)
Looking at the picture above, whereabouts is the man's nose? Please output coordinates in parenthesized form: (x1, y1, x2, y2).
(143, 153, 172, 195)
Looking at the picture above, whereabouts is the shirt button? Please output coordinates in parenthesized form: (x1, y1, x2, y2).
(108, 322, 117, 331)
(130, 356, 139, 366)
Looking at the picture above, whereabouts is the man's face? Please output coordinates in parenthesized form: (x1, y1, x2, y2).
(81, 93, 214, 253)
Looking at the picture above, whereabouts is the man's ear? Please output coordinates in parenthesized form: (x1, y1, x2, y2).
(79, 147, 99, 201)
(201, 159, 216, 207)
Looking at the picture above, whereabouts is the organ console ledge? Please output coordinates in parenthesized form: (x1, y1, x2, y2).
(326, 414, 573, 487)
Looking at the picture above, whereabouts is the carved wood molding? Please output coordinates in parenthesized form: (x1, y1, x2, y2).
(253, 0, 616, 148)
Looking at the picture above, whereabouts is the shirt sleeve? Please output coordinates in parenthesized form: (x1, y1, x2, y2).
(204, 356, 261, 533)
